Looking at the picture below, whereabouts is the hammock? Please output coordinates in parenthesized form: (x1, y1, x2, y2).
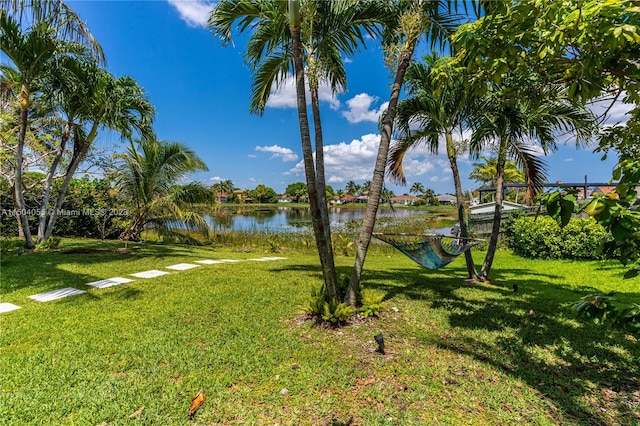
(373, 233, 483, 270)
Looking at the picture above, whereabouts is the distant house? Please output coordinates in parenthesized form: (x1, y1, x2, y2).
(437, 194, 457, 205)
(390, 195, 421, 206)
(355, 195, 369, 204)
(215, 192, 229, 202)
(277, 196, 292, 203)
(340, 194, 356, 204)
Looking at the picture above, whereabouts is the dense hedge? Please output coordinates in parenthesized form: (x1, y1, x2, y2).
(507, 216, 608, 260)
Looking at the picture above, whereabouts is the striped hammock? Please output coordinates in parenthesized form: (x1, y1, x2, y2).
(373, 233, 483, 270)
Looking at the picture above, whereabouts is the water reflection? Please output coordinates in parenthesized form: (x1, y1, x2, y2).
(206, 206, 425, 233)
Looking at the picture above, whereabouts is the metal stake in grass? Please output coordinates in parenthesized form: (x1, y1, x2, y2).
(374, 333, 385, 355)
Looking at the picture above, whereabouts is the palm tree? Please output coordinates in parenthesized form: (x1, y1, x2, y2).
(470, 81, 595, 280)
(211, 0, 386, 302)
(348, 1, 460, 306)
(344, 180, 360, 196)
(387, 54, 485, 280)
(469, 156, 524, 188)
(2, 0, 105, 61)
(360, 180, 372, 195)
(410, 182, 425, 196)
(0, 13, 94, 248)
(41, 69, 154, 242)
(117, 137, 213, 242)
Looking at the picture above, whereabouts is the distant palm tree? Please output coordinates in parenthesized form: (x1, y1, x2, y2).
(410, 182, 425, 196)
(360, 180, 372, 195)
(469, 156, 525, 202)
(345, 180, 360, 196)
(117, 137, 213, 243)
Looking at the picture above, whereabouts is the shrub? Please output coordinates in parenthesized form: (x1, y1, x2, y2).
(321, 299, 354, 325)
(359, 290, 385, 318)
(509, 216, 607, 260)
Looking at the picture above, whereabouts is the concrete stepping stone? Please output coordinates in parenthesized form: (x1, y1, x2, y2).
(86, 277, 134, 289)
(194, 259, 227, 265)
(130, 270, 169, 279)
(28, 287, 86, 302)
(0, 302, 22, 313)
(248, 257, 288, 261)
(165, 263, 200, 271)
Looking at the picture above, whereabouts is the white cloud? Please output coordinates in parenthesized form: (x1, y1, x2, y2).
(343, 57, 353, 64)
(247, 154, 257, 158)
(209, 176, 223, 182)
(285, 132, 472, 187)
(167, 0, 214, 28)
(265, 75, 341, 110)
(341, 93, 388, 124)
(256, 145, 299, 162)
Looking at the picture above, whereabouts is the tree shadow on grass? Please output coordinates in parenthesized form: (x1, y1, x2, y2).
(359, 263, 640, 424)
(1, 241, 219, 295)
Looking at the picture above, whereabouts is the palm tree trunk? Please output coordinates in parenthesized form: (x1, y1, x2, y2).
(480, 140, 507, 280)
(310, 83, 338, 287)
(446, 132, 479, 281)
(289, 2, 339, 301)
(15, 101, 35, 249)
(43, 122, 97, 241)
(346, 45, 416, 307)
(37, 122, 70, 243)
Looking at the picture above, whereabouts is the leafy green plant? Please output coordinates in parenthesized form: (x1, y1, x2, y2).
(332, 234, 354, 256)
(265, 234, 280, 253)
(301, 285, 326, 316)
(321, 299, 354, 325)
(359, 290, 385, 318)
(570, 293, 640, 336)
(37, 236, 61, 250)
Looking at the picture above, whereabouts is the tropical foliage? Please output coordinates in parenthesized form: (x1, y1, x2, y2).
(116, 137, 213, 243)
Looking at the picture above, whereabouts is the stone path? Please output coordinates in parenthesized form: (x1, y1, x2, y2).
(3, 256, 287, 313)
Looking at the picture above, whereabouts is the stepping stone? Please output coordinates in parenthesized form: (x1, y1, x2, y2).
(248, 257, 288, 261)
(130, 270, 169, 279)
(0, 302, 22, 313)
(195, 259, 227, 265)
(86, 277, 134, 289)
(165, 263, 200, 271)
(28, 287, 85, 302)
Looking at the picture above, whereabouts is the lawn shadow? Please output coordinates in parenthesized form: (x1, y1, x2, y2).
(360, 263, 640, 424)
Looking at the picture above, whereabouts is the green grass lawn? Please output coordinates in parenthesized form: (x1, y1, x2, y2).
(1, 238, 638, 425)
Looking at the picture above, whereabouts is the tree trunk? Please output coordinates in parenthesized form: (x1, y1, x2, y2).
(446, 132, 479, 281)
(43, 122, 97, 241)
(289, 7, 340, 301)
(479, 140, 507, 280)
(310, 82, 338, 292)
(15, 100, 35, 249)
(37, 122, 70, 243)
(346, 46, 416, 307)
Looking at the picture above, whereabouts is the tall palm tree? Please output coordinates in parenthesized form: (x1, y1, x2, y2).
(387, 55, 488, 280)
(211, 0, 386, 301)
(347, 1, 461, 306)
(344, 180, 360, 196)
(0, 13, 93, 248)
(470, 81, 596, 280)
(117, 137, 213, 242)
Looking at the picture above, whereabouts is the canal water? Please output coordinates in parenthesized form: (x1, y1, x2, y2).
(206, 206, 429, 233)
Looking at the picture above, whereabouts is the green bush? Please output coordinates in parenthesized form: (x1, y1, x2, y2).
(509, 216, 607, 260)
(321, 299, 354, 325)
(359, 290, 385, 318)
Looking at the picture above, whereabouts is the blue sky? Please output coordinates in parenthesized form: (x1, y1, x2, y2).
(62, 0, 632, 195)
